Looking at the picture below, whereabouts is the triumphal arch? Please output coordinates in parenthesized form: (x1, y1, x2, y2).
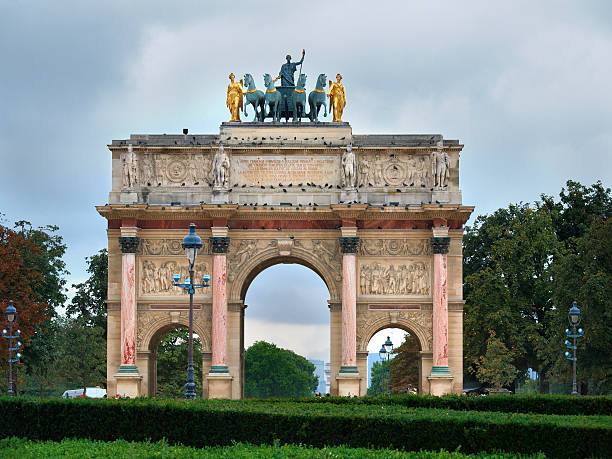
(97, 59, 473, 399)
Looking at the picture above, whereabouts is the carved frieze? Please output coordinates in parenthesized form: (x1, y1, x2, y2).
(359, 261, 430, 296)
(140, 260, 210, 295)
(140, 238, 211, 256)
(358, 239, 431, 256)
(358, 152, 431, 188)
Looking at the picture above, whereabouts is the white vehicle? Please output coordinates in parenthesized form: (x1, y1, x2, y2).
(62, 386, 106, 399)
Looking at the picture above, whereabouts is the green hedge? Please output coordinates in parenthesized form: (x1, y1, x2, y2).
(0, 398, 610, 458)
(281, 393, 612, 416)
(0, 438, 548, 458)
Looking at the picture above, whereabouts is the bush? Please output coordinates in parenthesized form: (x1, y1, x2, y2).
(284, 393, 612, 416)
(0, 437, 548, 459)
(0, 397, 610, 458)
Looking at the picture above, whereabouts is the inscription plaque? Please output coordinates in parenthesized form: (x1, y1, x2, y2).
(233, 155, 338, 186)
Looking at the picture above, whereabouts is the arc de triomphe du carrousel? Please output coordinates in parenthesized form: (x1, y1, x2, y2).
(97, 53, 473, 399)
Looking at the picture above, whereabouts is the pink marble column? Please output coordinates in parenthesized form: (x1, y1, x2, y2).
(339, 236, 359, 372)
(430, 236, 451, 373)
(118, 236, 139, 369)
(210, 237, 230, 373)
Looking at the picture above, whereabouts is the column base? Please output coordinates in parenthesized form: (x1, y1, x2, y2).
(207, 372, 233, 399)
(114, 366, 142, 398)
(336, 371, 361, 397)
(428, 368, 454, 396)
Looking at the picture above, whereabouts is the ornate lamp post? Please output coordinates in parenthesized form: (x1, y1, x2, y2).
(172, 223, 210, 399)
(564, 301, 584, 396)
(378, 336, 394, 395)
(2, 301, 22, 396)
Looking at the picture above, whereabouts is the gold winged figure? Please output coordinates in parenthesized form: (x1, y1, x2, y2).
(327, 73, 346, 122)
(226, 73, 245, 122)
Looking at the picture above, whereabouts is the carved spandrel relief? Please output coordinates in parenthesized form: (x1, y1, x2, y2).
(140, 238, 210, 256)
(356, 310, 433, 351)
(136, 309, 208, 349)
(140, 260, 210, 295)
(358, 239, 431, 256)
(226, 238, 342, 283)
(359, 261, 430, 296)
(358, 152, 431, 188)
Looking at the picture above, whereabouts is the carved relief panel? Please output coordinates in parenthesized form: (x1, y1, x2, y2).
(123, 151, 214, 189)
(359, 261, 430, 296)
(358, 152, 432, 188)
(139, 259, 210, 295)
(140, 238, 210, 256)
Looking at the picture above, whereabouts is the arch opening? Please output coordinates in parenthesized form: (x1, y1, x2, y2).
(242, 262, 331, 397)
(366, 327, 421, 395)
(147, 324, 203, 398)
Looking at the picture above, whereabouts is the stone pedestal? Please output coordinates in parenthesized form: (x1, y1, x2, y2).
(336, 373, 361, 397)
(340, 190, 359, 203)
(207, 373, 233, 399)
(114, 369, 142, 398)
(119, 191, 138, 203)
(212, 190, 229, 204)
(428, 373, 454, 396)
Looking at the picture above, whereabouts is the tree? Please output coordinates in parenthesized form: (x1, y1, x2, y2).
(58, 318, 106, 395)
(155, 328, 202, 398)
(367, 360, 388, 396)
(475, 330, 518, 391)
(244, 341, 317, 398)
(389, 333, 420, 394)
(464, 204, 561, 382)
(0, 223, 47, 383)
(67, 249, 108, 330)
(21, 319, 64, 397)
(13, 220, 68, 317)
(464, 181, 611, 393)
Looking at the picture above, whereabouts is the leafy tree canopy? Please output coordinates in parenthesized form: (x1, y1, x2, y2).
(244, 341, 317, 398)
(66, 249, 108, 330)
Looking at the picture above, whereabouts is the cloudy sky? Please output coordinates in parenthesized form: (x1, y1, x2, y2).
(1, 1, 610, 360)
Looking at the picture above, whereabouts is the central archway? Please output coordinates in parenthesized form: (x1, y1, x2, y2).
(226, 239, 342, 397)
(243, 263, 331, 397)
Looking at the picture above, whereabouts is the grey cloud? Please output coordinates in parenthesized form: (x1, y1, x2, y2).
(1, 0, 610, 297)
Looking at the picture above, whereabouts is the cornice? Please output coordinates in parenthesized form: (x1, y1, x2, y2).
(96, 203, 474, 223)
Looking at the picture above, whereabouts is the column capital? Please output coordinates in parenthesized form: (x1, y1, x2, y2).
(210, 236, 230, 254)
(339, 236, 360, 253)
(118, 236, 140, 253)
(430, 236, 450, 255)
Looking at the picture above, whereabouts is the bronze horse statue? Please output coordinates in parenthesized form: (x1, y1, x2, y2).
(243, 74, 265, 122)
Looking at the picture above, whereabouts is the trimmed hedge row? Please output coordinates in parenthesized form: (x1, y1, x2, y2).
(0, 397, 610, 458)
(281, 393, 612, 416)
(0, 438, 548, 458)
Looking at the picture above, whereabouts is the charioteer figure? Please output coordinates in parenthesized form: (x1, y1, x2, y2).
(278, 49, 305, 87)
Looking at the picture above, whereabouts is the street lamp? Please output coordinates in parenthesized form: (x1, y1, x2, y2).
(172, 223, 210, 399)
(2, 301, 22, 396)
(378, 336, 394, 395)
(564, 301, 584, 396)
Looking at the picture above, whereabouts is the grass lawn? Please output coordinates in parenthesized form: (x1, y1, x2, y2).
(0, 438, 547, 458)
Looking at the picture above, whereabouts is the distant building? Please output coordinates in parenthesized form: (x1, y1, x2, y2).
(308, 359, 327, 394)
(324, 362, 331, 394)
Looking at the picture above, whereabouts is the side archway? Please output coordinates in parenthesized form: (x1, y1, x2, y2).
(136, 310, 211, 397)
